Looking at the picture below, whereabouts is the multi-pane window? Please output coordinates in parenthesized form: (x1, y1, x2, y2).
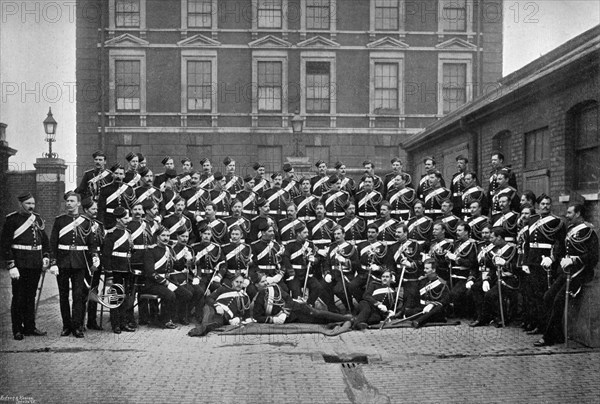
(115, 60, 140, 110)
(374, 63, 399, 111)
(573, 102, 599, 189)
(187, 61, 212, 111)
(442, 0, 467, 32)
(375, 0, 399, 30)
(115, 0, 140, 27)
(258, 0, 282, 28)
(258, 61, 282, 111)
(306, 0, 330, 30)
(306, 62, 330, 113)
(188, 0, 212, 28)
(442, 63, 466, 114)
(525, 127, 550, 167)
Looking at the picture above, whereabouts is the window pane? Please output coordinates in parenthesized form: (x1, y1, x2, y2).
(116, 60, 140, 111)
(188, 0, 212, 28)
(374, 63, 398, 111)
(575, 148, 599, 189)
(116, 0, 140, 27)
(306, 62, 330, 113)
(375, 0, 398, 30)
(187, 61, 212, 111)
(442, 63, 466, 113)
(442, 0, 467, 32)
(258, 61, 282, 112)
(524, 127, 549, 167)
(307, 0, 330, 29)
(258, 0, 282, 28)
(576, 103, 599, 149)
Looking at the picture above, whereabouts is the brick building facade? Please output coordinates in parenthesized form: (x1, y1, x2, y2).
(76, 0, 502, 177)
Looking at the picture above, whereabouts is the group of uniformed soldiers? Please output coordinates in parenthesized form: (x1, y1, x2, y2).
(1, 151, 597, 346)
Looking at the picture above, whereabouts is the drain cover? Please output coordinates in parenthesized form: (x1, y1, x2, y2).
(322, 354, 369, 365)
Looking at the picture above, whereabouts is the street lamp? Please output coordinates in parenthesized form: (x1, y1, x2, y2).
(291, 110, 304, 157)
(43, 107, 58, 158)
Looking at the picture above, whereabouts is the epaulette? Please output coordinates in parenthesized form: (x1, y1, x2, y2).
(6, 211, 17, 218)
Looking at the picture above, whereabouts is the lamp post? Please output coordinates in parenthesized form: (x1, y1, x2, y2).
(43, 107, 58, 158)
(291, 110, 304, 157)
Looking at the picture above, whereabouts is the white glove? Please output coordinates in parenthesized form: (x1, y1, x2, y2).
(560, 257, 574, 268)
(105, 277, 113, 287)
(446, 252, 457, 261)
(229, 317, 241, 326)
(522, 265, 530, 275)
(336, 255, 346, 264)
(166, 282, 178, 292)
(308, 255, 316, 263)
(192, 277, 200, 286)
(324, 274, 333, 283)
(155, 216, 162, 224)
(266, 276, 276, 284)
(423, 304, 434, 313)
(482, 281, 490, 292)
(370, 264, 381, 271)
(9, 267, 20, 280)
(494, 256, 506, 266)
(318, 249, 327, 257)
(242, 279, 250, 288)
(272, 312, 287, 324)
(465, 280, 474, 289)
(541, 256, 553, 268)
(92, 256, 101, 268)
(184, 250, 193, 261)
(215, 305, 225, 315)
(42, 257, 50, 268)
(242, 318, 255, 325)
(49, 265, 59, 276)
(377, 304, 388, 312)
(401, 258, 412, 267)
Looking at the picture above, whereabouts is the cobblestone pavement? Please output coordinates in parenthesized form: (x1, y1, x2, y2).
(1, 271, 599, 404)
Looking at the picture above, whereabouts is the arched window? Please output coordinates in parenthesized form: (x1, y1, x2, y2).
(492, 130, 512, 165)
(569, 101, 599, 190)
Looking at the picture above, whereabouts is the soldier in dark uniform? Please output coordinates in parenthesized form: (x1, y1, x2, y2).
(75, 150, 112, 201)
(208, 172, 232, 218)
(251, 272, 350, 325)
(252, 162, 270, 196)
(423, 170, 451, 221)
(133, 166, 163, 211)
(201, 202, 229, 246)
(428, 222, 454, 283)
(450, 155, 469, 216)
(49, 192, 100, 338)
(224, 199, 251, 242)
(198, 157, 215, 191)
(223, 156, 244, 199)
(263, 172, 291, 223)
(417, 157, 446, 200)
(516, 203, 536, 330)
(358, 160, 384, 195)
(281, 162, 302, 199)
(220, 225, 252, 287)
(311, 160, 330, 197)
(490, 168, 519, 215)
(81, 198, 105, 330)
(307, 202, 336, 266)
(355, 175, 383, 225)
(407, 200, 433, 250)
(488, 152, 518, 201)
(466, 200, 490, 242)
(373, 202, 400, 246)
(97, 163, 135, 229)
(192, 223, 224, 295)
(407, 259, 450, 328)
(439, 200, 460, 240)
(350, 225, 388, 304)
(387, 224, 423, 314)
(250, 223, 285, 297)
(386, 173, 415, 222)
(102, 207, 136, 334)
(351, 269, 398, 330)
(490, 194, 519, 243)
(334, 161, 356, 196)
(154, 156, 175, 193)
(294, 177, 318, 222)
(278, 204, 304, 247)
(461, 172, 487, 219)
(143, 226, 193, 330)
(338, 202, 366, 245)
(160, 169, 179, 217)
(384, 157, 412, 199)
(180, 171, 209, 221)
(320, 175, 350, 221)
(445, 222, 478, 317)
(323, 225, 359, 312)
(162, 197, 195, 244)
(466, 225, 494, 324)
(170, 229, 204, 324)
(248, 197, 279, 243)
(535, 204, 599, 346)
(469, 227, 519, 327)
(177, 157, 194, 191)
(237, 175, 258, 219)
(0, 192, 50, 340)
(522, 195, 566, 334)
(123, 152, 141, 188)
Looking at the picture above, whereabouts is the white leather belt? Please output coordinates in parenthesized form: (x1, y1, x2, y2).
(530, 242, 552, 249)
(258, 265, 277, 270)
(58, 244, 88, 251)
(326, 212, 344, 217)
(391, 209, 409, 215)
(359, 212, 377, 217)
(112, 252, 130, 258)
(11, 244, 42, 251)
(106, 208, 115, 213)
(425, 209, 442, 214)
